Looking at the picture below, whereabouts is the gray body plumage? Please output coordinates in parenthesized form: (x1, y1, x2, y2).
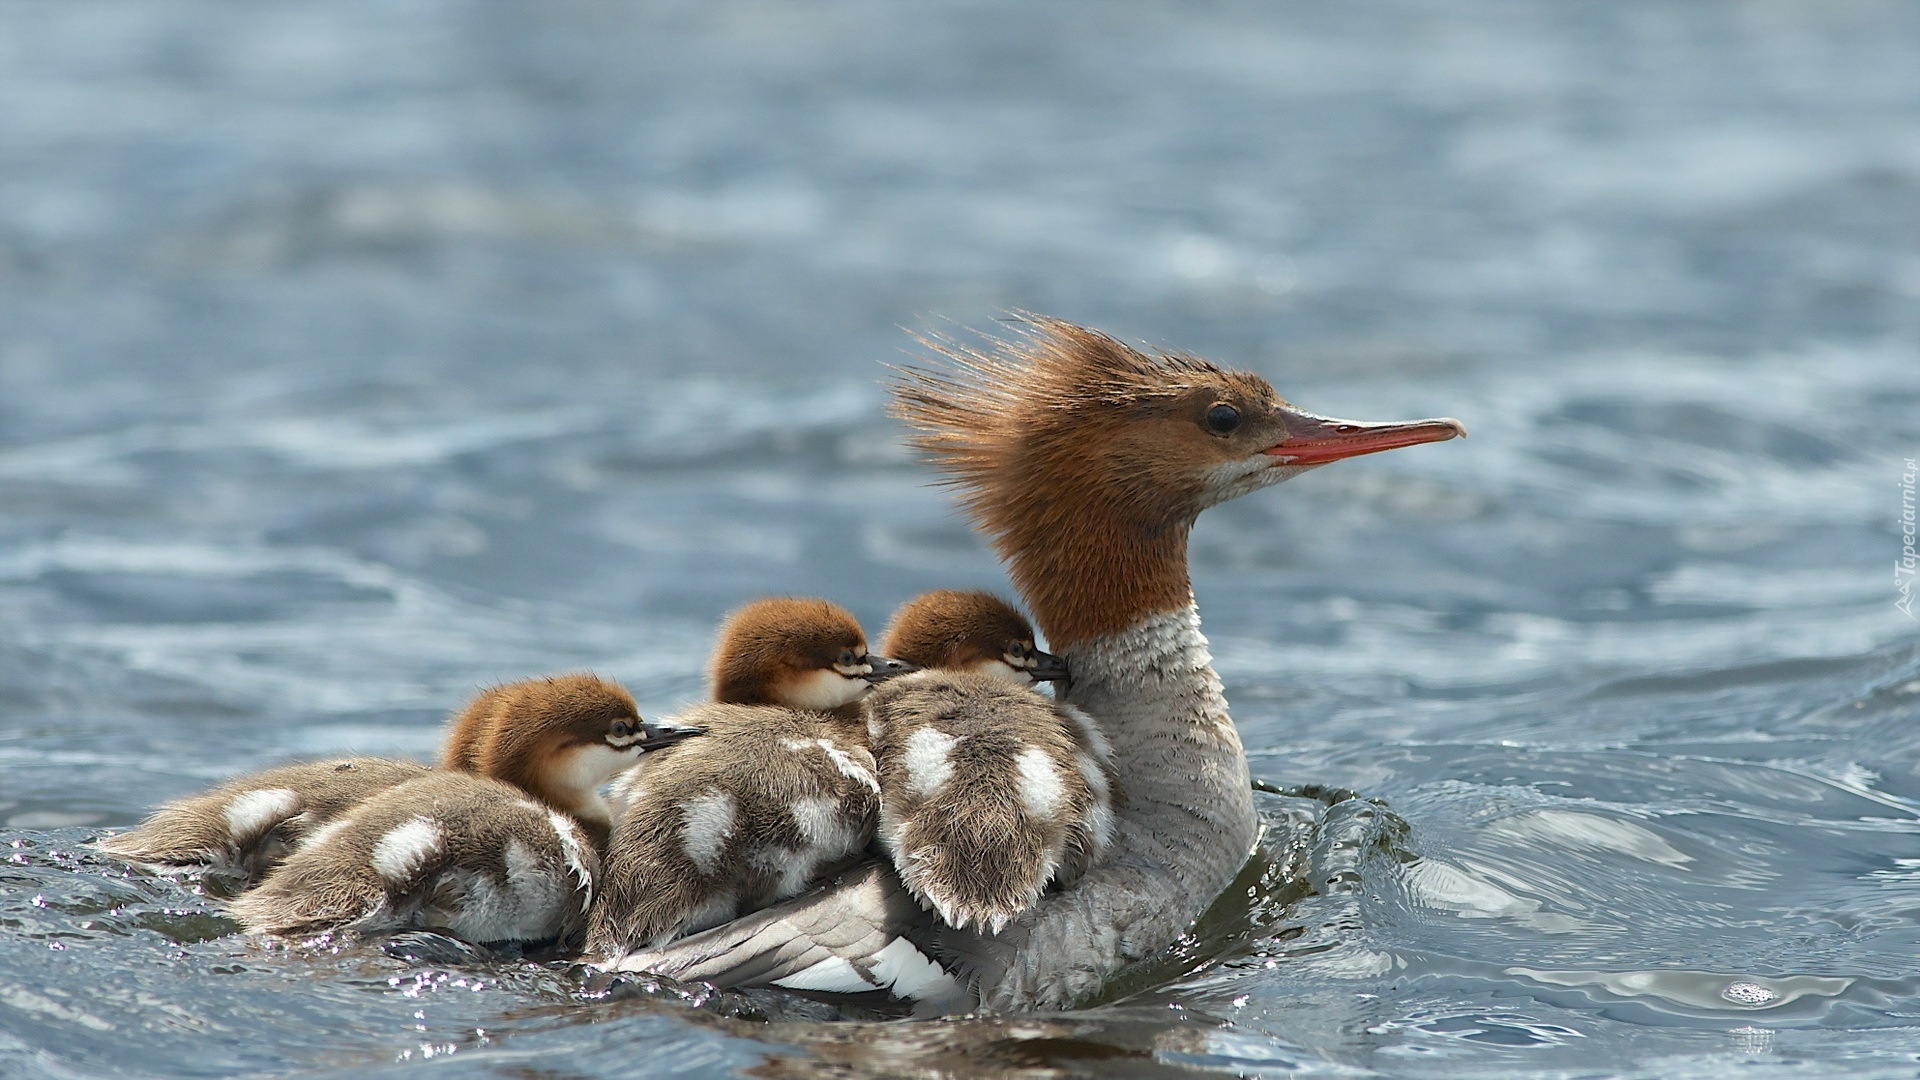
(229, 771, 599, 946)
(588, 703, 880, 955)
(94, 757, 431, 894)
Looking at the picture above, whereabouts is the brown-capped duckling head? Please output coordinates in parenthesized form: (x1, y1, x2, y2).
(440, 673, 702, 814)
(879, 589, 1069, 687)
(709, 597, 915, 712)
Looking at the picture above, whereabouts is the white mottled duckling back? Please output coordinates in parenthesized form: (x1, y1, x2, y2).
(868, 590, 1118, 933)
(95, 758, 431, 895)
(588, 598, 910, 956)
(229, 773, 599, 944)
(231, 673, 699, 945)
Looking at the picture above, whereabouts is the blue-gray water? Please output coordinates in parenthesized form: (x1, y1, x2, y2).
(3, 2, 1919, 1076)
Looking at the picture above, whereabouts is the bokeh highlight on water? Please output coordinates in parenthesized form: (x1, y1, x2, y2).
(2, 2, 1918, 1076)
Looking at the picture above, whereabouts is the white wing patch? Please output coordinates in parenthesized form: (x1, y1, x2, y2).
(868, 937, 964, 1003)
(1015, 746, 1065, 820)
(679, 790, 736, 874)
(816, 740, 880, 793)
(369, 816, 443, 884)
(295, 815, 353, 852)
(900, 728, 957, 798)
(222, 788, 301, 842)
(546, 808, 595, 910)
(772, 954, 873, 993)
(769, 939, 961, 1001)
(789, 796, 846, 849)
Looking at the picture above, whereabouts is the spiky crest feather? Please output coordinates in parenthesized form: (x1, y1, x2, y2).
(890, 316, 1278, 648)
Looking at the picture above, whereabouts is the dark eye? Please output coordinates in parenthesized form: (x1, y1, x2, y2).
(1204, 403, 1241, 436)
(1007, 642, 1028, 660)
(837, 648, 858, 666)
(610, 720, 631, 738)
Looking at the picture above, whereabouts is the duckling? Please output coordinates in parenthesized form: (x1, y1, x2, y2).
(867, 590, 1118, 933)
(587, 598, 912, 956)
(229, 674, 700, 945)
(95, 757, 432, 895)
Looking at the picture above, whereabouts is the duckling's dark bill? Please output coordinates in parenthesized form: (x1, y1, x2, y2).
(639, 721, 705, 750)
(1028, 650, 1071, 683)
(862, 655, 917, 683)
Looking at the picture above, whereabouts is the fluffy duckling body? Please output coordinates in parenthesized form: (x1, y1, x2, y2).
(230, 674, 698, 945)
(95, 758, 431, 895)
(588, 599, 910, 955)
(868, 590, 1117, 933)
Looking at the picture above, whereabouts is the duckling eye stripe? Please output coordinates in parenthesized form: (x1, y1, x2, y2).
(974, 659, 1032, 686)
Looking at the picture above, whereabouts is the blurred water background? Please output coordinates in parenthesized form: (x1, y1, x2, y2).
(2, 1, 1919, 1076)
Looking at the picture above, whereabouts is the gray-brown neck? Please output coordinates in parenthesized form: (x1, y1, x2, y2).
(1067, 604, 1255, 857)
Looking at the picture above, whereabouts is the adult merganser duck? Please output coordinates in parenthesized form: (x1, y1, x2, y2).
(867, 589, 1117, 934)
(602, 318, 1463, 1011)
(587, 598, 913, 956)
(229, 674, 700, 945)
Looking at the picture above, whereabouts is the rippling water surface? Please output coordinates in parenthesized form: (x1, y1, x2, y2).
(3, 2, 1919, 1076)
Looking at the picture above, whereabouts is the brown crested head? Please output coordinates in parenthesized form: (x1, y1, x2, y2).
(890, 317, 1464, 649)
(440, 673, 700, 815)
(709, 597, 912, 713)
(880, 589, 1062, 685)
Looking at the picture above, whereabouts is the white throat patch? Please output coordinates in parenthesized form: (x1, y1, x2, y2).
(552, 743, 644, 803)
(969, 659, 1035, 686)
(1201, 458, 1323, 509)
(782, 668, 870, 712)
